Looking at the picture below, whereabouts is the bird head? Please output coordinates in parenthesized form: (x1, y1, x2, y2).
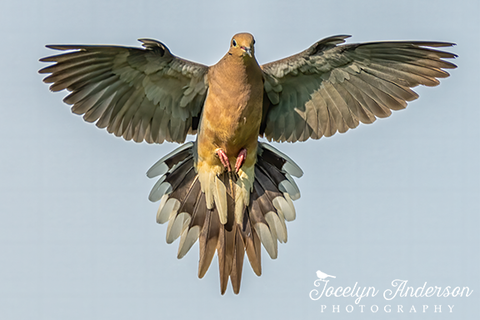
(229, 33, 255, 59)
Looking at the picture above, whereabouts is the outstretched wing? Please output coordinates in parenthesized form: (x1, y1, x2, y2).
(39, 39, 209, 143)
(260, 35, 457, 142)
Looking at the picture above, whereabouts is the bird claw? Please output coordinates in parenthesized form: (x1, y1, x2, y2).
(216, 148, 247, 173)
(216, 149, 231, 172)
(235, 148, 247, 173)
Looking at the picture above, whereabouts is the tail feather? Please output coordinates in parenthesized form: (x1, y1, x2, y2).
(257, 158, 301, 197)
(148, 141, 302, 294)
(147, 142, 194, 178)
(177, 190, 205, 258)
(217, 222, 235, 294)
(247, 186, 269, 227)
(252, 165, 290, 243)
(164, 157, 196, 196)
(198, 206, 220, 278)
(189, 190, 207, 229)
(230, 225, 245, 293)
(242, 219, 262, 276)
(259, 142, 303, 178)
(215, 171, 237, 294)
(176, 176, 201, 217)
(148, 153, 195, 203)
(254, 164, 284, 201)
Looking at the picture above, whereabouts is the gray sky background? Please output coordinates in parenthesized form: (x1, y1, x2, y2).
(1, 0, 478, 319)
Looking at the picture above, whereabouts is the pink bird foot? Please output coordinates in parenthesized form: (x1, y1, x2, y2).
(216, 149, 231, 172)
(235, 148, 247, 173)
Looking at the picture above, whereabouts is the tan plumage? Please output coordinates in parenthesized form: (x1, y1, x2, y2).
(39, 32, 456, 294)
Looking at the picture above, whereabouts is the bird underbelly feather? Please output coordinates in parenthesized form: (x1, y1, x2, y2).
(197, 92, 262, 165)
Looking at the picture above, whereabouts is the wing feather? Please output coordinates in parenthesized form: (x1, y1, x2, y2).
(261, 36, 456, 142)
(40, 39, 209, 143)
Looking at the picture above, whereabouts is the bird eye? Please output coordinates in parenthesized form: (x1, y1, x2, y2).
(232, 39, 237, 47)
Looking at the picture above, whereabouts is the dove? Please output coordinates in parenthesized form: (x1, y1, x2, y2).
(316, 270, 336, 280)
(39, 32, 456, 294)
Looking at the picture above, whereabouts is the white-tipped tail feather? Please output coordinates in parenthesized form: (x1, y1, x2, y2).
(147, 141, 303, 294)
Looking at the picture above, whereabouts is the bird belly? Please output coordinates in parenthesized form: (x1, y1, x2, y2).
(197, 89, 262, 170)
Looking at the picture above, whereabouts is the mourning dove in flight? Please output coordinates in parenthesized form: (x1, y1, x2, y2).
(39, 32, 456, 294)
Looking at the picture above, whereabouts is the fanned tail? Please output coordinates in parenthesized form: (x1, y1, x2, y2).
(147, 141, 303, 294)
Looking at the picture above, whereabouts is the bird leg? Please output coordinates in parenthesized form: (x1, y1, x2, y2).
(235, 148, 247, 173)
(216, 149, 231, 172)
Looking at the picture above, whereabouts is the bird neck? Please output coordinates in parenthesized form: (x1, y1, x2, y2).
(211, 53, 261, 87)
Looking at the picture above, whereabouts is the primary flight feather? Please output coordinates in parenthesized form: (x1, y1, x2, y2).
(39, 33, 456, 294)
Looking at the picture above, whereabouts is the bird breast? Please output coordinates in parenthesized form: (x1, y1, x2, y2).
(199, 59, 264, 159)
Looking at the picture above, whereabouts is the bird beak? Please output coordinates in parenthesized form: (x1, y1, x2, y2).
(241, 46, 252, 57)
